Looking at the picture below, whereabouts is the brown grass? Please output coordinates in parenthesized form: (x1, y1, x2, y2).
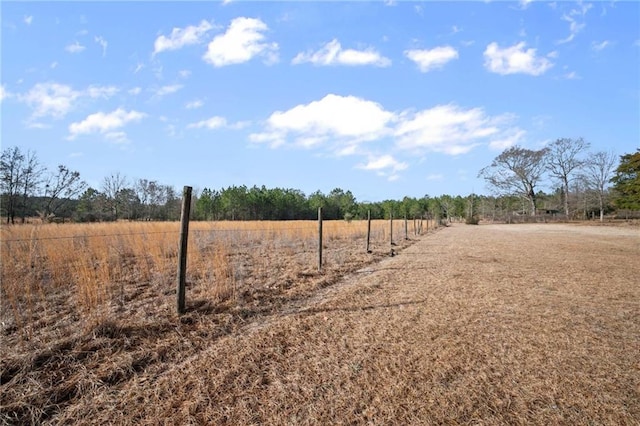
(2, 221, 638, 424)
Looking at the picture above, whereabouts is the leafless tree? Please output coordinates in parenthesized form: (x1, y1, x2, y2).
(43, 165, 87, 218)
(546, 137, 590, 217)
(479, 146, 548, 215)
(102, 172, 128, 220)
(581, 151, 617, 222)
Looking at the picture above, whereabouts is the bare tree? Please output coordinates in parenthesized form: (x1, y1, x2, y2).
(546, 137, 590, 217)
(582, 151, 617, 222)
(1, 147, 25, 223)
(102, 172, 128, 220)
(18, 150, 44, 223)
(479, 146, 548, 215)
(43, 165, 87, 218)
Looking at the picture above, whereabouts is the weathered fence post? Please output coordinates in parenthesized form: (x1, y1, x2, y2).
(404, 215, 408, 240)
(176, 186, 192, 315)
(389, 209, 394, 256)
(318, 207, 323, 272)
(366, 210, 372, 253)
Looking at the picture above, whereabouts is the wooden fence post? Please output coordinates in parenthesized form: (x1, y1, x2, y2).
(176, 186, 192, 315)
(366, 210, 372, 253)
(390, 210, 394, 256)
(318, 207, 323, 272)
(404, 215, 408, 240)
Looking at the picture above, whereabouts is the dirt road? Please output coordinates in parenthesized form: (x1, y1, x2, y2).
(50, 223, 640, 424)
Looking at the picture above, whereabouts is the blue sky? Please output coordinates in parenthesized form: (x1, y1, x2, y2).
(1, 1, 638, 202)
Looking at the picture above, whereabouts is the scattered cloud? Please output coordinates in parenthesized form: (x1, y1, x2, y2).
(557, 1, 592, 44)
(153, 20, 214, 55)
(65, 41, 86, 54)
(292, 39, 391, 67)
(24, 15, 33, 25)
(591, 40, 610, 51)
(517, 0, 535, 10)
(128, 87, 142, 95)
(68, 108, 146, 141)
(426, 173, 444, 181)
(0, 85, 9, 102)
(451, 25, 462, 34)
(483, 42, 553, 76)
(357, 155, 408, 181)
(178, 69, 191, 79)
(249, 94, 394, 150)
(185, 100, 204, 109)
(134, 63, 144, 74)
(20, 83, 81, 119)
(187, 116, 227, 129)
(488, 128, 526, 150)
(95, 36, 108, 57)
(563, 71, 580, 80)
(203, 17, 278, 67)
(50, 61, 58, 69)
(405, 46, 459, 72)
(153, 84, 183, 97)
(86, 85, 119, 99)
(20, 82, 119, 122)
(250, 94, 522, 179)
(394, 104, 512, 155)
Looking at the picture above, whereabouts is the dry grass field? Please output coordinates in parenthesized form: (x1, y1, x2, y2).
(2, 221, 639, 424)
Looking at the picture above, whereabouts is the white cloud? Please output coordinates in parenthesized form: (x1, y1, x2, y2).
(95, 36, 108, 57)
(86, 85, 119, 98)
(358, 155, 408, 172)
(134, 63, 144, 74)
(0, 85, 9, 102)
(68, 108, 146, 140)
(50, 61, 58, 69)
(153, 20, 213, 55)
(251, 94, 523, 179)
(405, 46, 459, 72)
(426, 173, 444, 181)
(187, 116, 227, 129)
(395, 104, 508, 155)
(488, 129, 526, 150)
(185, 100, 204, 109)
(563, 71, 580, 80)
(591, 40, 610, 51)
(153, 84, 183, 97)
(21, 82, 81, 119)
(483, 42, 553, 76)
(128, 87, 142, 95)
(250, 94, 394, 149)
(357, 155, 408, 181)
(65, 41, 86, 54)
(292, 39, 391, 67)
(203, 17, 278, 67)
(557, 1, 592, 44)
(24, 15, 33, 25)
(178, 69, 191, 79)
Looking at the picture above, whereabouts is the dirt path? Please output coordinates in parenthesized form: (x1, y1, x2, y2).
(53, 223, 640, 425)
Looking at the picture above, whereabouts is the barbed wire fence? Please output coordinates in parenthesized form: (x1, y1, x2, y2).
(1, 186, 439, 333)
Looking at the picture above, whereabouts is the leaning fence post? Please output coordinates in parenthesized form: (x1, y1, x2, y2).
(176, 186, 192, 315)
(318, 207, 323, 272)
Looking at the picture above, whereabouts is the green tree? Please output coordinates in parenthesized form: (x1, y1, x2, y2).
(611, 149, 640, 210)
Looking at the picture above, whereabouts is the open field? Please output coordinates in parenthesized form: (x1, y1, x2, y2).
(2, 222, 639, 424)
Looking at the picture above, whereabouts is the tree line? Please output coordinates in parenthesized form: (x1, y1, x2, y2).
(1, 143, 639, 224)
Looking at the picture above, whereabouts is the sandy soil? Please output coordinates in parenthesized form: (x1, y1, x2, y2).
(2, 222, 639, 425)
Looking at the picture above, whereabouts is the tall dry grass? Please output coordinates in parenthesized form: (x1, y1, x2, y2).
(1, 219, 424, 339)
